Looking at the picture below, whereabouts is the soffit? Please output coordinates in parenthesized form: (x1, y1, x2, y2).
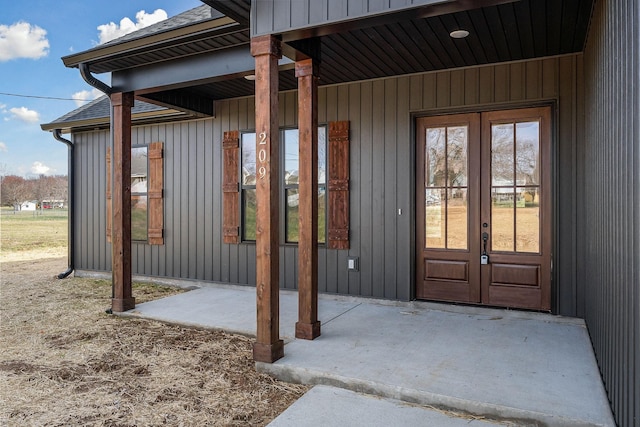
(188, 0, 593, 100)
(314, 0, 593, 84)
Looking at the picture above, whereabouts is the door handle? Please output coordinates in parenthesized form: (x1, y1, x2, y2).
(481, 232, 489, 264)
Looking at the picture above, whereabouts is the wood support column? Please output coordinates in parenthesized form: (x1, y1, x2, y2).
(251, 35, 284, 363)
(110, 92, 135, 312)
(295, 58, 321, 340)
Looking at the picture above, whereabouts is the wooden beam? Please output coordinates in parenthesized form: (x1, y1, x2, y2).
(110, 92, 135, 312)
(295, 58, 321, 340)
(251, 35, 284, 363)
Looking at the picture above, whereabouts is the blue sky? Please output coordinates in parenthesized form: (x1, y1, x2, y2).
(0, 0, 202, 177)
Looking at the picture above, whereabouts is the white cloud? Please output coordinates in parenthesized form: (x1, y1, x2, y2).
(71, 88, 104, 107)
(0, 142, 7, 152)
(31, 161, 53, 175)
(97, 9, 168, 44)
(9, 107, 40, 123)
(0, 21, 49, 61)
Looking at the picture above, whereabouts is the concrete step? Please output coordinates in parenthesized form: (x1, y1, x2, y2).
(268, 385, 510, 427)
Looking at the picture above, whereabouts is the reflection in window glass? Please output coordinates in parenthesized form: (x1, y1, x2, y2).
(286, 188, 299, 242)
(318, 127, 327, 184)
(447, 189, 467, 249)
(491, 123, 514, 186)
(131, 147, 148, 192)
(284, 128, 327, 243)
(131, 146, 148, 242)
(491, 188, 515, 252)
(318, 188, 326, 243)
(241, 133, 257, 241)
(425, 189, 445, 249)
(242, 133, 256, 185)
(240, 127, 327, 243)
(516, 187, 540, 253)
(426, 127, 446, 187)
(284, 129, 299, 184)
(447, 126, 468, 187)
(242, 189, 256, 241)
(424, 125, 468, 250)
(132, 195, 148, 242)
(490, 120, 542, 254)
(516, 122, 539, 185)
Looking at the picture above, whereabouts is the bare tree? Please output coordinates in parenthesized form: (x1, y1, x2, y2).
(50, 175, 69, 206)
(1, 175, 31, 209)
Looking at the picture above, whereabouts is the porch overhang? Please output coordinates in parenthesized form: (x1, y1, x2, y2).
(57, 0, 594, 118)
(110, 45, 293, 95)
(258, 0, 520, 40)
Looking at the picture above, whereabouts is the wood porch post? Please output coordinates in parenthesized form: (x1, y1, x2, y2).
(251, 35, 284, 363)
(110, 91, 135, 312)
(295, 58, 321, 340)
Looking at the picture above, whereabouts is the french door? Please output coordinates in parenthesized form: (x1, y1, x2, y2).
(416, 107, 551, 311)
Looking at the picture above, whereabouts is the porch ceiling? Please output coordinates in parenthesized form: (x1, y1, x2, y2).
(182, 0, 593, 103)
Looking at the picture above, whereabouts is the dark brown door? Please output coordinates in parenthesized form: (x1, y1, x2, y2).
(416, 107, 551, 311)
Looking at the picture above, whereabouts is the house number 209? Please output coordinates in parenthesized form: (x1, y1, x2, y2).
(258, 131, 267, 179)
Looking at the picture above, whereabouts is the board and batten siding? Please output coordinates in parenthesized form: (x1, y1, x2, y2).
(252, 0, 446, 36)
(582, 0, 639, 426)
(72, 55, 582, 313)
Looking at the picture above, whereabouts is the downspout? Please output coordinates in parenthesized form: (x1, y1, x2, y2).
(79, 64, 115, 302)
(53, 129, 75, 279)
(79, 63, 113, 97)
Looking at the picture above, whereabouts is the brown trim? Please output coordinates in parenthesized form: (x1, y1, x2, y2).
(251, 35, 284, 363)
(480, 107, 552, 311)
(295, 58, 321, 340)
(416, 107, 552, 311)
(110, 92, 135, 312)
(415, 113, 481, 302)
(222, 130, 240, 244)
(148, 142, 164, 245)
(327, 121, 350, 249)
(106, 147, 112, 243)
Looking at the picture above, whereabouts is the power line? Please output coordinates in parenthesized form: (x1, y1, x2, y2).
(0, 92, 94, 102)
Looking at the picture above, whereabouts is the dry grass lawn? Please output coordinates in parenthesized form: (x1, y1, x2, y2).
(1, 249, 307, 425)
(1, 210, 69, 262)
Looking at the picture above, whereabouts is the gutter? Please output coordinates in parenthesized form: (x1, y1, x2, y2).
(62, 15, 235, 70)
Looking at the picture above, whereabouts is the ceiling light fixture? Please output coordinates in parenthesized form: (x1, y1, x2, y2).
(244, 74, 256, 81)
(449, 29, 469, 39)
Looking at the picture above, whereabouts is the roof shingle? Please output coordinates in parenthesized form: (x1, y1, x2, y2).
(42, 96, 170, 130)
(98, 5, 222, 49)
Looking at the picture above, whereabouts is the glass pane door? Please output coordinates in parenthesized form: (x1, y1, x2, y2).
(490, 121, 541, 253)
(424, 125, 469, 250)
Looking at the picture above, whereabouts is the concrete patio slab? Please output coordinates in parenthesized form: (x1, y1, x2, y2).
(123, 283, 360, 340)
(121, 284, 615, 427)
(259, 301, 615, 426)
